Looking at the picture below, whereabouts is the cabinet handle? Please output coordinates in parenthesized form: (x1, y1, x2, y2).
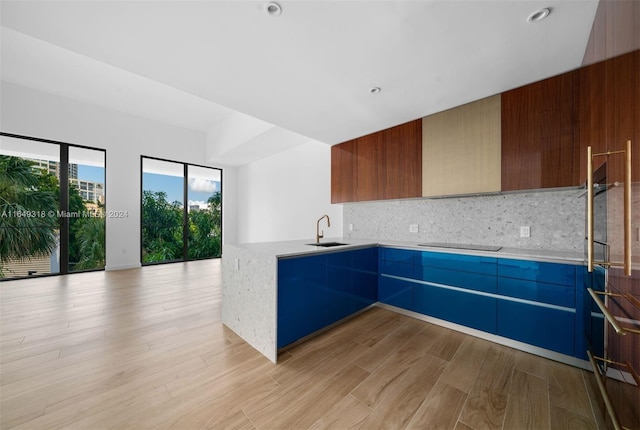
(587, 146, 594, 272)
(587, 140, 632, 276)
(623, 140, 631, 277)
(587, 350, 625, 430)
(587, 288, 626, 335)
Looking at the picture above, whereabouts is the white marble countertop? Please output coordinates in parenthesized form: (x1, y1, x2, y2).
(226, 237, 586, 265)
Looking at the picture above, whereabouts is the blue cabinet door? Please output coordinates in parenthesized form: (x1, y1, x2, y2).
(278, 247, 379, 349)
(326, 251, 354, 323)
(497, 300, 575, 356)
(351, 247, 378, 311)
(277, 255, 327, 348)
(413, 283, 497, 333)
(496, 258, 579, 357)
(379, 276, 413, 310)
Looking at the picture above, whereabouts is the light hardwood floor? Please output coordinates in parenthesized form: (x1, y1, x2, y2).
(1, 259, 608, 429)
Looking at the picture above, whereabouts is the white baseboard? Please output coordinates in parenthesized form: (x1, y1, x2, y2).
(105, 263, 141, 271)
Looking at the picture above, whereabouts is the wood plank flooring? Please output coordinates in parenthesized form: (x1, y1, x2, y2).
(0, 259, 608, 429)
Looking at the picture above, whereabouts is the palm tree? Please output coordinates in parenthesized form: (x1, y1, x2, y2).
(0, 156, 59, 275)
(73, 216, 106, 270)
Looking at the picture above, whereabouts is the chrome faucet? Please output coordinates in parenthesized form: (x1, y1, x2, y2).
(316, 214, 330, 243)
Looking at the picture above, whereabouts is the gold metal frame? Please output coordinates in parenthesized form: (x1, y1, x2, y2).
(587, 288, 640, 335)
(587, 140, 632, 276)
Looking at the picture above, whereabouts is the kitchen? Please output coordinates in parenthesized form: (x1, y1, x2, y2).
(1, 0, 638, 429)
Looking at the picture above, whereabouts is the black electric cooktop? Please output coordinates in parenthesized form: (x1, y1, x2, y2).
(417, 242, 503, 252)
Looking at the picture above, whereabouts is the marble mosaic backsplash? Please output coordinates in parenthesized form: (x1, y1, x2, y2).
(343, 189, 586, 252)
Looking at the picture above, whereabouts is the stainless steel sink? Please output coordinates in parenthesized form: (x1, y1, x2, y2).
(306, 242, 349, 247)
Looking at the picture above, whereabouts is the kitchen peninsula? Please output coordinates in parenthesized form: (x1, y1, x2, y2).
(222, 238, 588, 367)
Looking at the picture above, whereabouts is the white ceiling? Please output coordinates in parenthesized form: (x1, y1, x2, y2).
(0, 1, 599, 166)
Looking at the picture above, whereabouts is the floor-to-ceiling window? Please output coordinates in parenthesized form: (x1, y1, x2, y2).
(141, 156, 221, 265)
(0, 133, 106, 280)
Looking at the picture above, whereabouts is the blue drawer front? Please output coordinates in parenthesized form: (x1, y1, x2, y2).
(379, 276, 413, 310)
(497, 300, 575, 356)
(497, 278, 575, 308)
(415, 266, 497, 294)
(413, 284, 496, 333)
(498, 259, 576, 287)
(418, 251, 497, 276)
(380, 260, 414, 278)
(381, 247, 416, 264)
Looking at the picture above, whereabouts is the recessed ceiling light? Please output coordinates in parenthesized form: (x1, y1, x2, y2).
(265, 2, 282, 16)
(527, 8, 551, 23)
(370, 87, 381, 94)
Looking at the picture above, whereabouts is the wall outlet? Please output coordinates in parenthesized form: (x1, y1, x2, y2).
(409, 224, 419, 233)
(348, 223, 354, 232)
(520, 226, 531, 238)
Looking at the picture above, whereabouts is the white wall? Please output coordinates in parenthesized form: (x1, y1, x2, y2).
(237, 140, 342, 244)
(0, 82, 238, 270)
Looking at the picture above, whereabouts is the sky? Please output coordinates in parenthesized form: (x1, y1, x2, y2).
(143, 172, 220, 208)
(77, 165, 220, 209)
(78, 165, 104, 183)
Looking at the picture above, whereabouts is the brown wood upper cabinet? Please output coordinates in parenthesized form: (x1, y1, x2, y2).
(501, 71, 580, 191)
(578, 50, 639, 184)
(422, 95, 501, 197)
(331, 120, 422, 203)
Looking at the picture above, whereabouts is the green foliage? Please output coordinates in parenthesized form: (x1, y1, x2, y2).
(68, 183, 88, 266)
(142, 190, 183, 263)
(0, 156, 59, 275)
(142, 190, 222, 263)
(187, 191, 222, 259)
(73, 216, 106, 270)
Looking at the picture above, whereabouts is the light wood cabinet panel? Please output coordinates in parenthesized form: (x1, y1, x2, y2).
(422, 95, 501, 197)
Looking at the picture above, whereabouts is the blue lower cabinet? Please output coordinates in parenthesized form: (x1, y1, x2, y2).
(381, 260, 414, 278)
(278, 247, 378, 349)
(380, 247, 416, 265)
(327, 252, 354, 323)
(278, 255, 327, 348)
(418, 251, 497, 276)
(326, 265, 353, 324)
(353, 270, 377, 310)
(497, 278, 575, 308)
(378, 276, 413, 310)
(413, 283, 497, 333)
(497, 300, 575, 356)
(416, 266, 497, 294)
(351, 247, 378, 311)
(498, 259, 576, 287)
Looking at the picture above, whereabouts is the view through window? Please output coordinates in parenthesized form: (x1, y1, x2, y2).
(0, 134, 106, 280)
(141, 157, 221, 264)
